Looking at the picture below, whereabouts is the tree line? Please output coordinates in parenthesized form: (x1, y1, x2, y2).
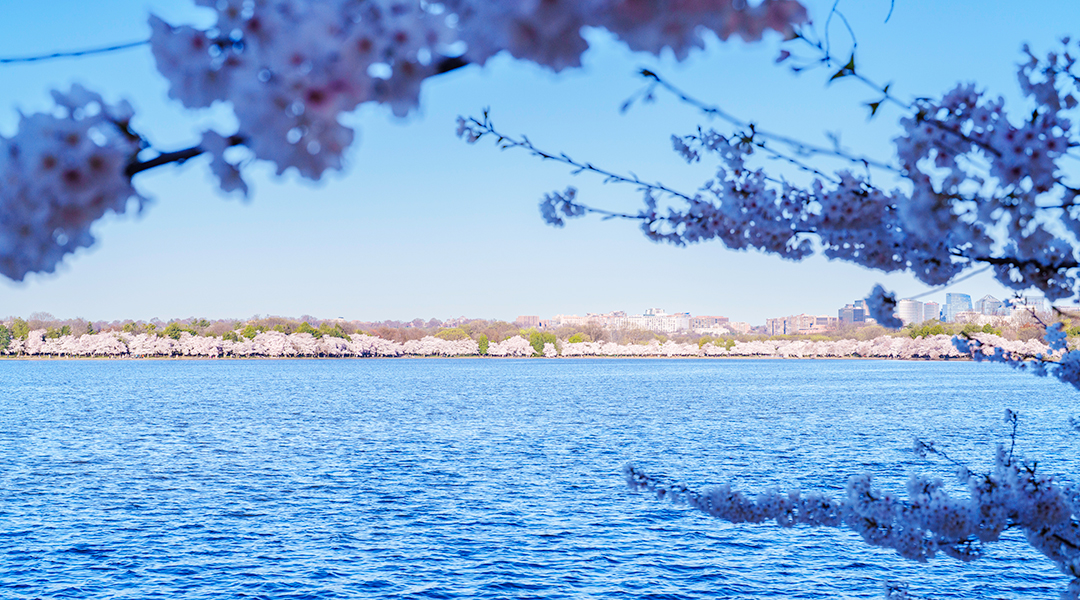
(0, 312, 1072, 357)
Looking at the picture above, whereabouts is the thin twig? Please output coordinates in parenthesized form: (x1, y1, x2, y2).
(637, 69, 898, 173)
(465, 110, 696, 204)
(904, 265, 993, 301)
(125, 134, 245, 177)
(0, 40, 149, 64)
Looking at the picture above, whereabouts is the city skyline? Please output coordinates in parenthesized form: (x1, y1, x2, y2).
(4, 288, 1061, 332)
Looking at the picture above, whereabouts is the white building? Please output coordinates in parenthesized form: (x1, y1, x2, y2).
(551, 309, 692, 334)
(923, 301, 941, 322)
(896, 299, 924, 325)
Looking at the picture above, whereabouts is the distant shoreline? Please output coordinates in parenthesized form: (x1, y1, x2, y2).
(0, 354, 969, 362)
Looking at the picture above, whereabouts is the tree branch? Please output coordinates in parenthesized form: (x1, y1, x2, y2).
(637, 69, 899, 173)
(0, 40, 149, 65)
(125, 134, 245, 178)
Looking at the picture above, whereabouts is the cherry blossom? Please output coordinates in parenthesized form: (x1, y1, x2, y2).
(146, 0, 806, 187)
(0, 85, 145, 281)
(626, 420, 1080, 598)
(486, 335, 535, 357)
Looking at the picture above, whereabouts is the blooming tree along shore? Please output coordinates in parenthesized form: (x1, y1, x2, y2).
(0, 328, 1051, 360)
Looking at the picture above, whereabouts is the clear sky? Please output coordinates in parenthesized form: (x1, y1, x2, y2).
(1, 1, 1078, 324)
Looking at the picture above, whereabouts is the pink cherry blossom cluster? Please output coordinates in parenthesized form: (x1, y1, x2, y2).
(557, 333, 1032, 358)
(444, 0, 807, 70)
(4, 329, 1048, 360)
(148, 0, 807, 184)
(3, 328, 481, 357)
(485, 335, 535, 356)
(626, 422, 1080, 598)
(0, 85, 145, 281)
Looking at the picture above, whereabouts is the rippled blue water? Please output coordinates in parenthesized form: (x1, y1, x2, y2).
(2, 358, 1079, 599)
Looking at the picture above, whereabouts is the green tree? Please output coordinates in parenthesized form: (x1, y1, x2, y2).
(435, 327, 470, 341)
(477, 333, 489, 355)
(162, 322, 191, 340)
(85, 321, 95, 335)
(318, 322, 348, 339)
(908, 320, 947, 339)
(528, 330, 556, 356)
(296, 322, 320, 337)
(222, 331, 241, 342)
(11, 318, 29, 340)
(44, 325, 71, 339)
(0, 325, 11, 352)
(241, 324, 261, 340)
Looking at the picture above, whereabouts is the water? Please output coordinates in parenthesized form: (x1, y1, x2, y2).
(1, 358, 1078, 599)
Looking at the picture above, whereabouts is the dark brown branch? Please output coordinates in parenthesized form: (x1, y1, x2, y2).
(0, 40, 149, 65)
(434, 55, 469, 75)
(125, 134, 245, 178)
(123, 56, 471, 179)
(974, 255, 1080, 271)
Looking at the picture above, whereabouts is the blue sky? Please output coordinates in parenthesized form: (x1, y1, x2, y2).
(1, 1, 1078, 324)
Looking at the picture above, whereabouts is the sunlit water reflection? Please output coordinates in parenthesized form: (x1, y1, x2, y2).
(1, 358, 1076, 599)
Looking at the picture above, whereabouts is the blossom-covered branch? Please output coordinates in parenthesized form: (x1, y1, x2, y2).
(466, 39, 1080, 310)
(626, 411, 1080, 598)
(630, 67, 899, 174)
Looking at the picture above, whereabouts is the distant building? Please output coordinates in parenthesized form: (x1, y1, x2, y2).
(808, 315, 839, 333)
(765, 317, 785, 335)
(515, 315, 541, 328)
(838, 303, 867, 325)
(956, 311, 1008, 327)
(896, 299, 924, 325)
(923, 301, 941, 322)
(632, 309, 691, 333)
(550, 309, 690, 333)
(728, 321, 752, 334)
(691, 315, 731, 335)
(1007, 295, 1050, 324)
(974, 294, 1005, 316)
(766, 314, 837, 335)
(944, 293, 972, 323)
(691, 315, 730, 330)
(1016, 295, 1048, 313)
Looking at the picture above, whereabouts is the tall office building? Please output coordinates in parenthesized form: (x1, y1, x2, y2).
(838, 303, 867, 325)
(896, 299, 924, 325)
(923, 301, 941, 322)
(944, 293, 972, 322)
(974, 295, 1004, 315)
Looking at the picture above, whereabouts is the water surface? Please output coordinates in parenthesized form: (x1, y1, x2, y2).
(1, 359, 1076, 598)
